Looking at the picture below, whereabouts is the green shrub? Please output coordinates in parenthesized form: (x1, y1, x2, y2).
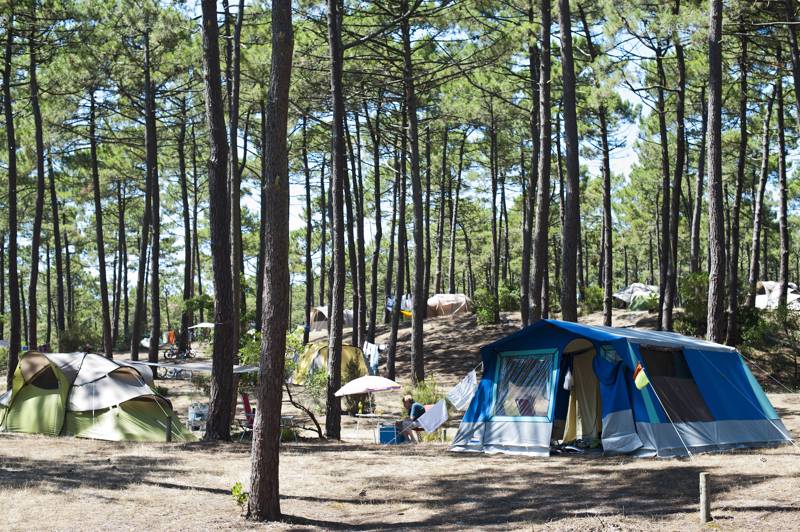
(231, 481, 249, 508)
(473, 288, 498, 325)
(404, 374, 445, 406)
(60, 321, 102, 352)
(675, 272, 708, 337)
(583, 285, 603, 313)
(343, 356, 368, 414)
(190, 373, 211, 395)
(0, 346, 7, 372)
(306, 367, 328, 414)
(498, 284, 519, 312)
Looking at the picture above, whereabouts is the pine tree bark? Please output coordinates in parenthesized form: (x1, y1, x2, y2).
(325, 0, 348, 439)
(447, 132, 467, 295)
(424, 125, 432, 304)
(530, 0, 551, 323)
(178, 98, 193, 352)
(0, 233, 4, 342)
(353, 112, 368, 348)
(201, 0, 234, 441)
(706, 0, 726, 343)
(229, 0, 245, 359)
(401, 0, 425, 382)
(256, 101, 267, 331)
(47, 155, 66, 341)
(28, 13, 46, 349)
(726, 31, 747, 345)
(318, 156, 327, 306)
(246, 0, 292, 519)
(364, 97, 383, 342)
(784, 0, 800, 114)
(387, 122, 408, 381)
(191, 123, 203, 322)
(385, 165, 398, 324)
(521, 4, 541, 326)
(489, 105, 500, 322)
(89, 92, 113, 358)
(3, 7, 19, 383)
(113, 180, 125, 347)
(434, 127, 448, 295)
(776, 51, 790, 308)
(664, 24, 686, 332)
(343, 122, 360, 347)
(144, 30, 161, 364)
(690, 85, 708, 274)
(745, 87, 775, 308)
(655, 48, 671, 331)
(558, 0, 580, 322)
(302, 115, 314, 345)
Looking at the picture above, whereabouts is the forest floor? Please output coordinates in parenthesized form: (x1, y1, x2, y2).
(1, 310, 799, 531)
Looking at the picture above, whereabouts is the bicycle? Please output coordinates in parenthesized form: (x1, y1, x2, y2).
(163, 344, 194, 360)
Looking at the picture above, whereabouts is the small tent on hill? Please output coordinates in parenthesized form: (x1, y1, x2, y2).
(451, 320, 791, 457)
(0, 351, 194, 442)
(612, 283, 658, 310)
(754, 281, 800, 310)
(309, 306, 354, 332)
(427, 293, 473, 317)
(292, 341, 368, 385)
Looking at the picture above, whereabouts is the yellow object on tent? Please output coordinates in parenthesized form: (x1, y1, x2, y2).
(292, 341, 368, 385)
(633, 362, 650, 390)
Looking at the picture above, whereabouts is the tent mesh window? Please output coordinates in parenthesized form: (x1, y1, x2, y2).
(493, 354, 553, 418)
(639, 347, 714, 423)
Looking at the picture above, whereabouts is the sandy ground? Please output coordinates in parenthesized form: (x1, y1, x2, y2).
(1, 311, 799, 530)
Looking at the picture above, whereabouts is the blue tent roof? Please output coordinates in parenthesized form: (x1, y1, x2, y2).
(484, 319, 737, 354)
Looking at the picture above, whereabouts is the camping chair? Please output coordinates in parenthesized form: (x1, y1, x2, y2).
(238, 392, 256, 441)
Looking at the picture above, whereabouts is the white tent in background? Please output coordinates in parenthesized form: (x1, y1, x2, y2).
(426, 294, 473, 317)
(754, 281, 800, 310)
(309, 306, 354, 332)
(612, 283, 659, 310)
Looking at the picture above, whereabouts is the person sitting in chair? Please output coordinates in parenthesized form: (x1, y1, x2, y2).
(397, 395, 425, 442)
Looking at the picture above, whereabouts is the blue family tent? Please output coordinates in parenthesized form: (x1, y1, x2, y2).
(451, 320, 792, 457)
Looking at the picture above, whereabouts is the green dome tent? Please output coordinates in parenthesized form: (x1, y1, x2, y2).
(292, 341, 368, 385)
(0, 351, 194, 442)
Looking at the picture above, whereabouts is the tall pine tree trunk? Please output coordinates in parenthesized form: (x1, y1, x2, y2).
(690, 85, 708, 274)
(387, 119, 408, 382)
(776, 50, 790, 308)
(558, 0, 580, 322)
(530, 0, 551, 322)
(655, 49, 671, 330)
(28, 13, 46, 349)
(745, 87, 774, 308)
(447, 132, 467, 294)
(434, 127, 448, 295)
(144, 30, 161, 364)
(179, 98, 193, 352)
(246, 0, 292, 518)
(89, 91, 113, 358)
(229, 0, 245, 359)
(364, 98, 383, 342)
(664, 25, 686, 332)
(726, 31, 747, 344)
(302, 115, 314, 344)
(3, 9, 20, 384)
(201, 0, 234, 441)
(706, 0, 726, 343)
(401, 0, 425, 382)
(325, 0, 348, 439)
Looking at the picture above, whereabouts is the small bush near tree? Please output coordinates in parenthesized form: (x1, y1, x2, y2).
(582, 285, 603, 314)
(675, 272, 709, 337)
(473, 288, 498, 325)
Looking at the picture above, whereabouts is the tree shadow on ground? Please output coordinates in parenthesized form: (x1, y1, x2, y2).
(282, 454, 797, 530)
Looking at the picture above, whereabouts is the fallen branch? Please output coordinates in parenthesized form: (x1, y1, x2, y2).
(284, 382, 325, 440)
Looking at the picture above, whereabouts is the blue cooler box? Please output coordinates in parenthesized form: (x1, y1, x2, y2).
(378, 423, 406, 444)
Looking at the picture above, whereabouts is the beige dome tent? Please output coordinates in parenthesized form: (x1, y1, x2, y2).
(426, 293, 473, 317)
(0, 351, 194, 442)
(309, 305, 354, 332)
